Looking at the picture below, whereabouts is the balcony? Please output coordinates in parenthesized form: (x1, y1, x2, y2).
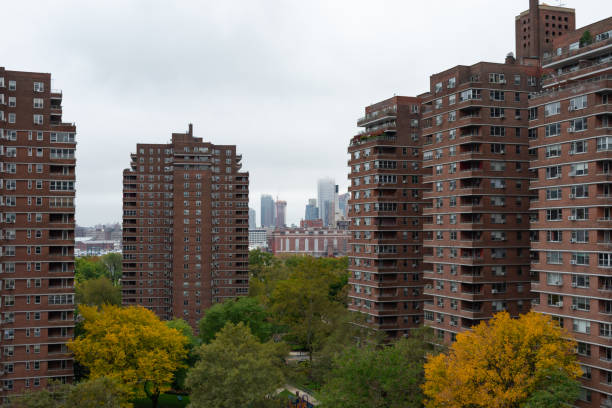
(357, 108, 397, 127)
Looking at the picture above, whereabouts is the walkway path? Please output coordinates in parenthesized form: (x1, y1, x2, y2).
(277, 384, 320, 406)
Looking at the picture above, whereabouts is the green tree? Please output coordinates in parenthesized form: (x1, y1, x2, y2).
(76, 277, 121, 307)
(319, 328, 437, 408)
(198, 297, 272, 343)
(100, 253, 122, 284)
(10, 381, 70, 408)
(521, 368, 580, 408)
(186, 322, 286, 408)
(308, 310, 385, 386)
(248, 249, 275, 278)
(74, 256, 109, 283)
(11, 378, 130, 408)
(65, 377, 131, 408)
(248, 250, 289, 301)
(166, 319, 200, 391)
(269, 256, 348, 361)
(580, 30, 593, 46)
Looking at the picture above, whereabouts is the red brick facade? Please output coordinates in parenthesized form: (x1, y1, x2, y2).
(0, 68, 75, 398)
(122, 125, 249, 331)
(515, 0, 576, 63)
(529, 19, 612, 407)
(347, 96, 430, 337)
(270, 227, 349, 257)
(422, 61, 541, 343)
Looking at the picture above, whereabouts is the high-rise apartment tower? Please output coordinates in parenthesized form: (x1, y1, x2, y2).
(347, 96, 429, 337)
(0, 68, 76, 398)
(528, 16, 612, 407)
(122, 125, 249, 330)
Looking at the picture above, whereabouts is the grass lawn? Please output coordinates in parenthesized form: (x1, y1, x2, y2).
(131, 393, 190, 408)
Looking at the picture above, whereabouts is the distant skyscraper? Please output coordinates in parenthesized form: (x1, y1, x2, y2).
(249, 207, 256, 229)
(260, 194, 275, 227)
(337, 193, 349, 218)
(275, 200, 287, 228)
(317, 178, 335, 226)
(305, 198, 318, 221)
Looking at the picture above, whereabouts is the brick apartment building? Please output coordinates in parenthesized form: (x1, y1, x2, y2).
(0, 68, 76, 398)
(347, 96, 430, 337)
(270, 226, 350, 257)
(121, 125, 249, 330)
(346, 1, 612, 406)
(515, 0, 576, 64)
(528, 17, 612, 407)
(421, 60, 541, 343)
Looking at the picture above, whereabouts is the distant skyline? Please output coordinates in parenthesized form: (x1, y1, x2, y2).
(4, 0, 608, 226)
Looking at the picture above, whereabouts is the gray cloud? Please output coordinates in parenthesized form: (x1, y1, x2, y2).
(4, 0, 608, 225)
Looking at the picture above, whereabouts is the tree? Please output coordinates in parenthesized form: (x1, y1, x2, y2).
(11, 377, 130, 408)
(10, 381, 71, 408)
(248, 250, 289, 301)
(100, 253, 122, 285)
(198, 297, 272, 343)
(308, 310, 385, 387)
(166, 319, 200, 391)
(248, 249, 275, 278)
(65, 377, 131, 408)
(185, 322, 286, 408)
(74, 256, 108, 283)
(68, 305, 188, 408)
(580, 30, 593, 47)
(269, 256, 348, 361)
(319, 327, 437, 408)
(422, 312, 582, 408)
(76, 277, 121, 306)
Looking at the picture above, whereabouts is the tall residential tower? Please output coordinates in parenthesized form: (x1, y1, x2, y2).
(0, 68, 76, 398)
(122, 125, 249, 330)
(347, 96, 429, 337)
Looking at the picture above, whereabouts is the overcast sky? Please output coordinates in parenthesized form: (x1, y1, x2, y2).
(4, 0, 609, 226)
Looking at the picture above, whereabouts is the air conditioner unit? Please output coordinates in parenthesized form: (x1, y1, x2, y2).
(492, 289, 498, 294)
(570, 238, 576, 243)
(571, 282, 578, 287)
(556, 301, 563, 307)
(569, 194, 575, 199)
(568, 106, 576, 111)
(570, 260, 577, 265)
(567, 127, 575, 133)
(568, 216, 576, 220)
(499, 79, 507, 84)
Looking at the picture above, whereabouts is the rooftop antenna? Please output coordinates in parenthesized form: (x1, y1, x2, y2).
(556, 0, 567, 7)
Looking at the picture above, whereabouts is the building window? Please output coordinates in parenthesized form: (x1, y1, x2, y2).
(544, 102, 561, 117)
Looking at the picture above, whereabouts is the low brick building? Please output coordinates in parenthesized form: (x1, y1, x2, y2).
(270, 227, 349, 257)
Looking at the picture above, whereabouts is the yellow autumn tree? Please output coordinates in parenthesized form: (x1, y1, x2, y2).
(68, 305, 188, 408)
(423, 312, 582, 408)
